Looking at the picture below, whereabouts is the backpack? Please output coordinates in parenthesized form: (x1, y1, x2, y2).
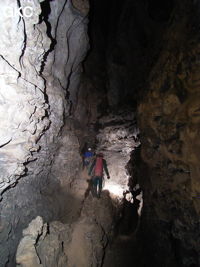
(94, 157, 103, 176)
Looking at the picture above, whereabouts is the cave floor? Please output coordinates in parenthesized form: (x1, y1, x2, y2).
(78, 168, 142, 267)
(103, 233, 143, 267)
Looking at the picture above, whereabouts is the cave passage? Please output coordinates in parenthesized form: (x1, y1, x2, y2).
(0, 0, 200, 267)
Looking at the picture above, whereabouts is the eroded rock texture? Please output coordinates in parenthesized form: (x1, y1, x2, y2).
(0, 0, 89, 265)
(1, 0, 200, 266)
(16, 216, 69, 267)
(0, 0, 50, 198)
(83, 1, 200, 266)
(97, 109, 140, 197)
(138, 1, 200, 266)
(16, 193, 116, 267)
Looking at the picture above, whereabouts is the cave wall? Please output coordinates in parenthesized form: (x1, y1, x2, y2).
(84, 0, 173, 110)
(105, 0, 172, 108)
(1, 0, 200, 266)
(138, 1, 200, 266)
(84, 0, 200, 266)
(0, 0, 89, 265)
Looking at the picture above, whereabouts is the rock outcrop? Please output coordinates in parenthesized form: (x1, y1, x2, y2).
(138, 1, 200, 266)
(16, 193, 116, 267)
(96, 109, 140, 198)
(1, 0, 200, 266)
(16, 216, 69, 267)
(0, 0, 89, 265)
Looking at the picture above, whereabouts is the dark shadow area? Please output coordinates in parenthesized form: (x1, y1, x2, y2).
(117, 193, 140, 236)
(39, 0, 57, 75)
(86, 0, 175, 112)
(147, 0, 175, 22)
(84, 178, 93, 198)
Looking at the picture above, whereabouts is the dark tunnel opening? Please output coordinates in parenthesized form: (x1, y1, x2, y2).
(85, 0, 174, 111)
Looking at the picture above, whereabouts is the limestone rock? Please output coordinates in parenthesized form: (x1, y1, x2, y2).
(72, 0, 90, 15)
(0, 0, 89, 265)
(138, 2, 200, 265)
(16, 217, 69, 267)
(96, 109, 140, 197)
(15, 198, 115, 267)
(37, 221, 70, 267)
(16, 216, 46, 267)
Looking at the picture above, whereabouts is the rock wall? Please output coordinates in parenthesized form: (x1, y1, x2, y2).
(0, 0, 89, 266)
(75, 0, 200, 266)
(138, 1, 200, 266)
(104, 0, 173, 108)
(96, 109, 140, 198)
(16, 193, 116, 267)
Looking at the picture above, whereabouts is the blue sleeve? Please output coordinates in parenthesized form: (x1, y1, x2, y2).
(85, 152, 93, 157)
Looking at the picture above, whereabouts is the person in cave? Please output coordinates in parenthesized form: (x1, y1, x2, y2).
(88, 153, 110, 198)
(83, 147, 94, 169)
